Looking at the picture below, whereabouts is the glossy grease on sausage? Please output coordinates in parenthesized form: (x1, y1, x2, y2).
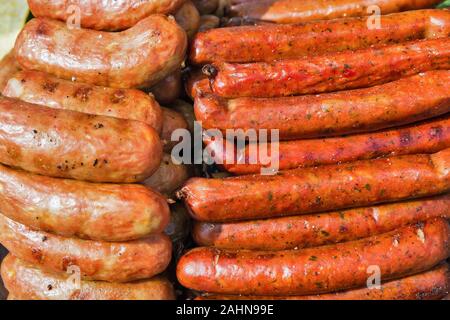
(180, 149, 450, 222)
(210, 38, 450, 98)
(0, 96, 162, 183)
(1, 255, 175, 300)
(191, 9, 450, 64)
(0, 163, 170, 242)
(15, 16, 187, 89)
(3, 70, 163, 133)
(194, 194, 450, 250)
(0, 214, 172, 283)
(178, 218, 450, 295)
(228, 0, 443, 24)
(196, 71, 450, 140)
(27, 0, 186, 31)
(197, 263, 449, 300)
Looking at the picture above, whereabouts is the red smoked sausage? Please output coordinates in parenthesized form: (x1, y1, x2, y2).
(196, 70, 450, 140)
(193, 194, 450, 250)
(197, 263, 449, 300)
(208, 38, 450, 98)
(228, 0, 443, 24)
(177, 218, 450, 295)
(191, 9, 450, 64)
(179, 149, 450, 222)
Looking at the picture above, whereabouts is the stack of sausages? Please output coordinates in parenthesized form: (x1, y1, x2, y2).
(177, 4, 450, 300)
(0, 0, 202, 300)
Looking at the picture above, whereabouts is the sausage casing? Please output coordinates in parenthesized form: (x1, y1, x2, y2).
(0, 96, 162, 183)
(0, 51, 21, 92)
(28, 0, 186, 31)
(209, 115, 450, 175)
(191, 9, 450, 64)
(15, 16, 187, 89)
(228, 0, 443, 24)
(196, 71, 450, 140)
(0, 163, 170, 242)
(210, 38, 450, 98)
(0, 214, 172, 283)
(1, 255, 175, 300)
(180, 149, 450, 222)
(3, 70, 163, 134)
(178, 218, 450, 295)
(197, 263, 449, 300)
(194, 194, 450, 250)
(161, 107, 189, 152)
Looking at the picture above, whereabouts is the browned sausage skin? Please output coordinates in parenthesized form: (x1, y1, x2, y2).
(0, 163, 170, 242)
(0, 51, 21, 92)
(194, 194, 450, 250)
(0, 96, 162, 183)
(197, 263, 449, 300)
(0, 214, 172, 283)
(209, 38, 450, 98)
(208, 115, 450, 175)
(1, 255, 175, 300)
(3, 70, 163, 134)
(191, 9, 450, 64)
(178, 218, 450, 295)
(180, 149, 450, 222)
(15, 16, 187, 89)
(196, 71, 450, 140)
(27, 0, 186, 31)
(228, 0, 443, 24)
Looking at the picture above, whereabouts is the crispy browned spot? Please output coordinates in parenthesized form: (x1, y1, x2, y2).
(73, 87, 93, 103)
(111, 90, 126, 104)
(42, 82, 59, 93)
(36, 22, 49, 36)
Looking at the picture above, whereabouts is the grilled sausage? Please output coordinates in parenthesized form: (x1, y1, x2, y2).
(149, 70, 183, 105)
(1, 255, 175, 300)
(3, 70, 163, 134)
(196, 71, 450, 140)
(191, 9, 450, 64)
(0, 214, 172, 283)
(194, 194, 450, 250)
(197, 263, 449, 300)
(0, 51, 21, 92)
(0, 163, 170, 242)
(177, 218, 450, 295)
(15, 16, 187, 89)
(175, 1, 201, 40)
(228, 0, 443, 24)
(209, 38, 450, 98)
(27, 0, 186, 31)
(208, 115, 450, 175)
(161, 107, 189, 152)
(143, 153, 193, 197)
(179, 149, 450, 222)
(0, 96, 162, 183)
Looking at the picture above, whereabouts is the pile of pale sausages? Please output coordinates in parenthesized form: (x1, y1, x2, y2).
(177, 1, 450, 299)
(0, 0, 206, 300)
